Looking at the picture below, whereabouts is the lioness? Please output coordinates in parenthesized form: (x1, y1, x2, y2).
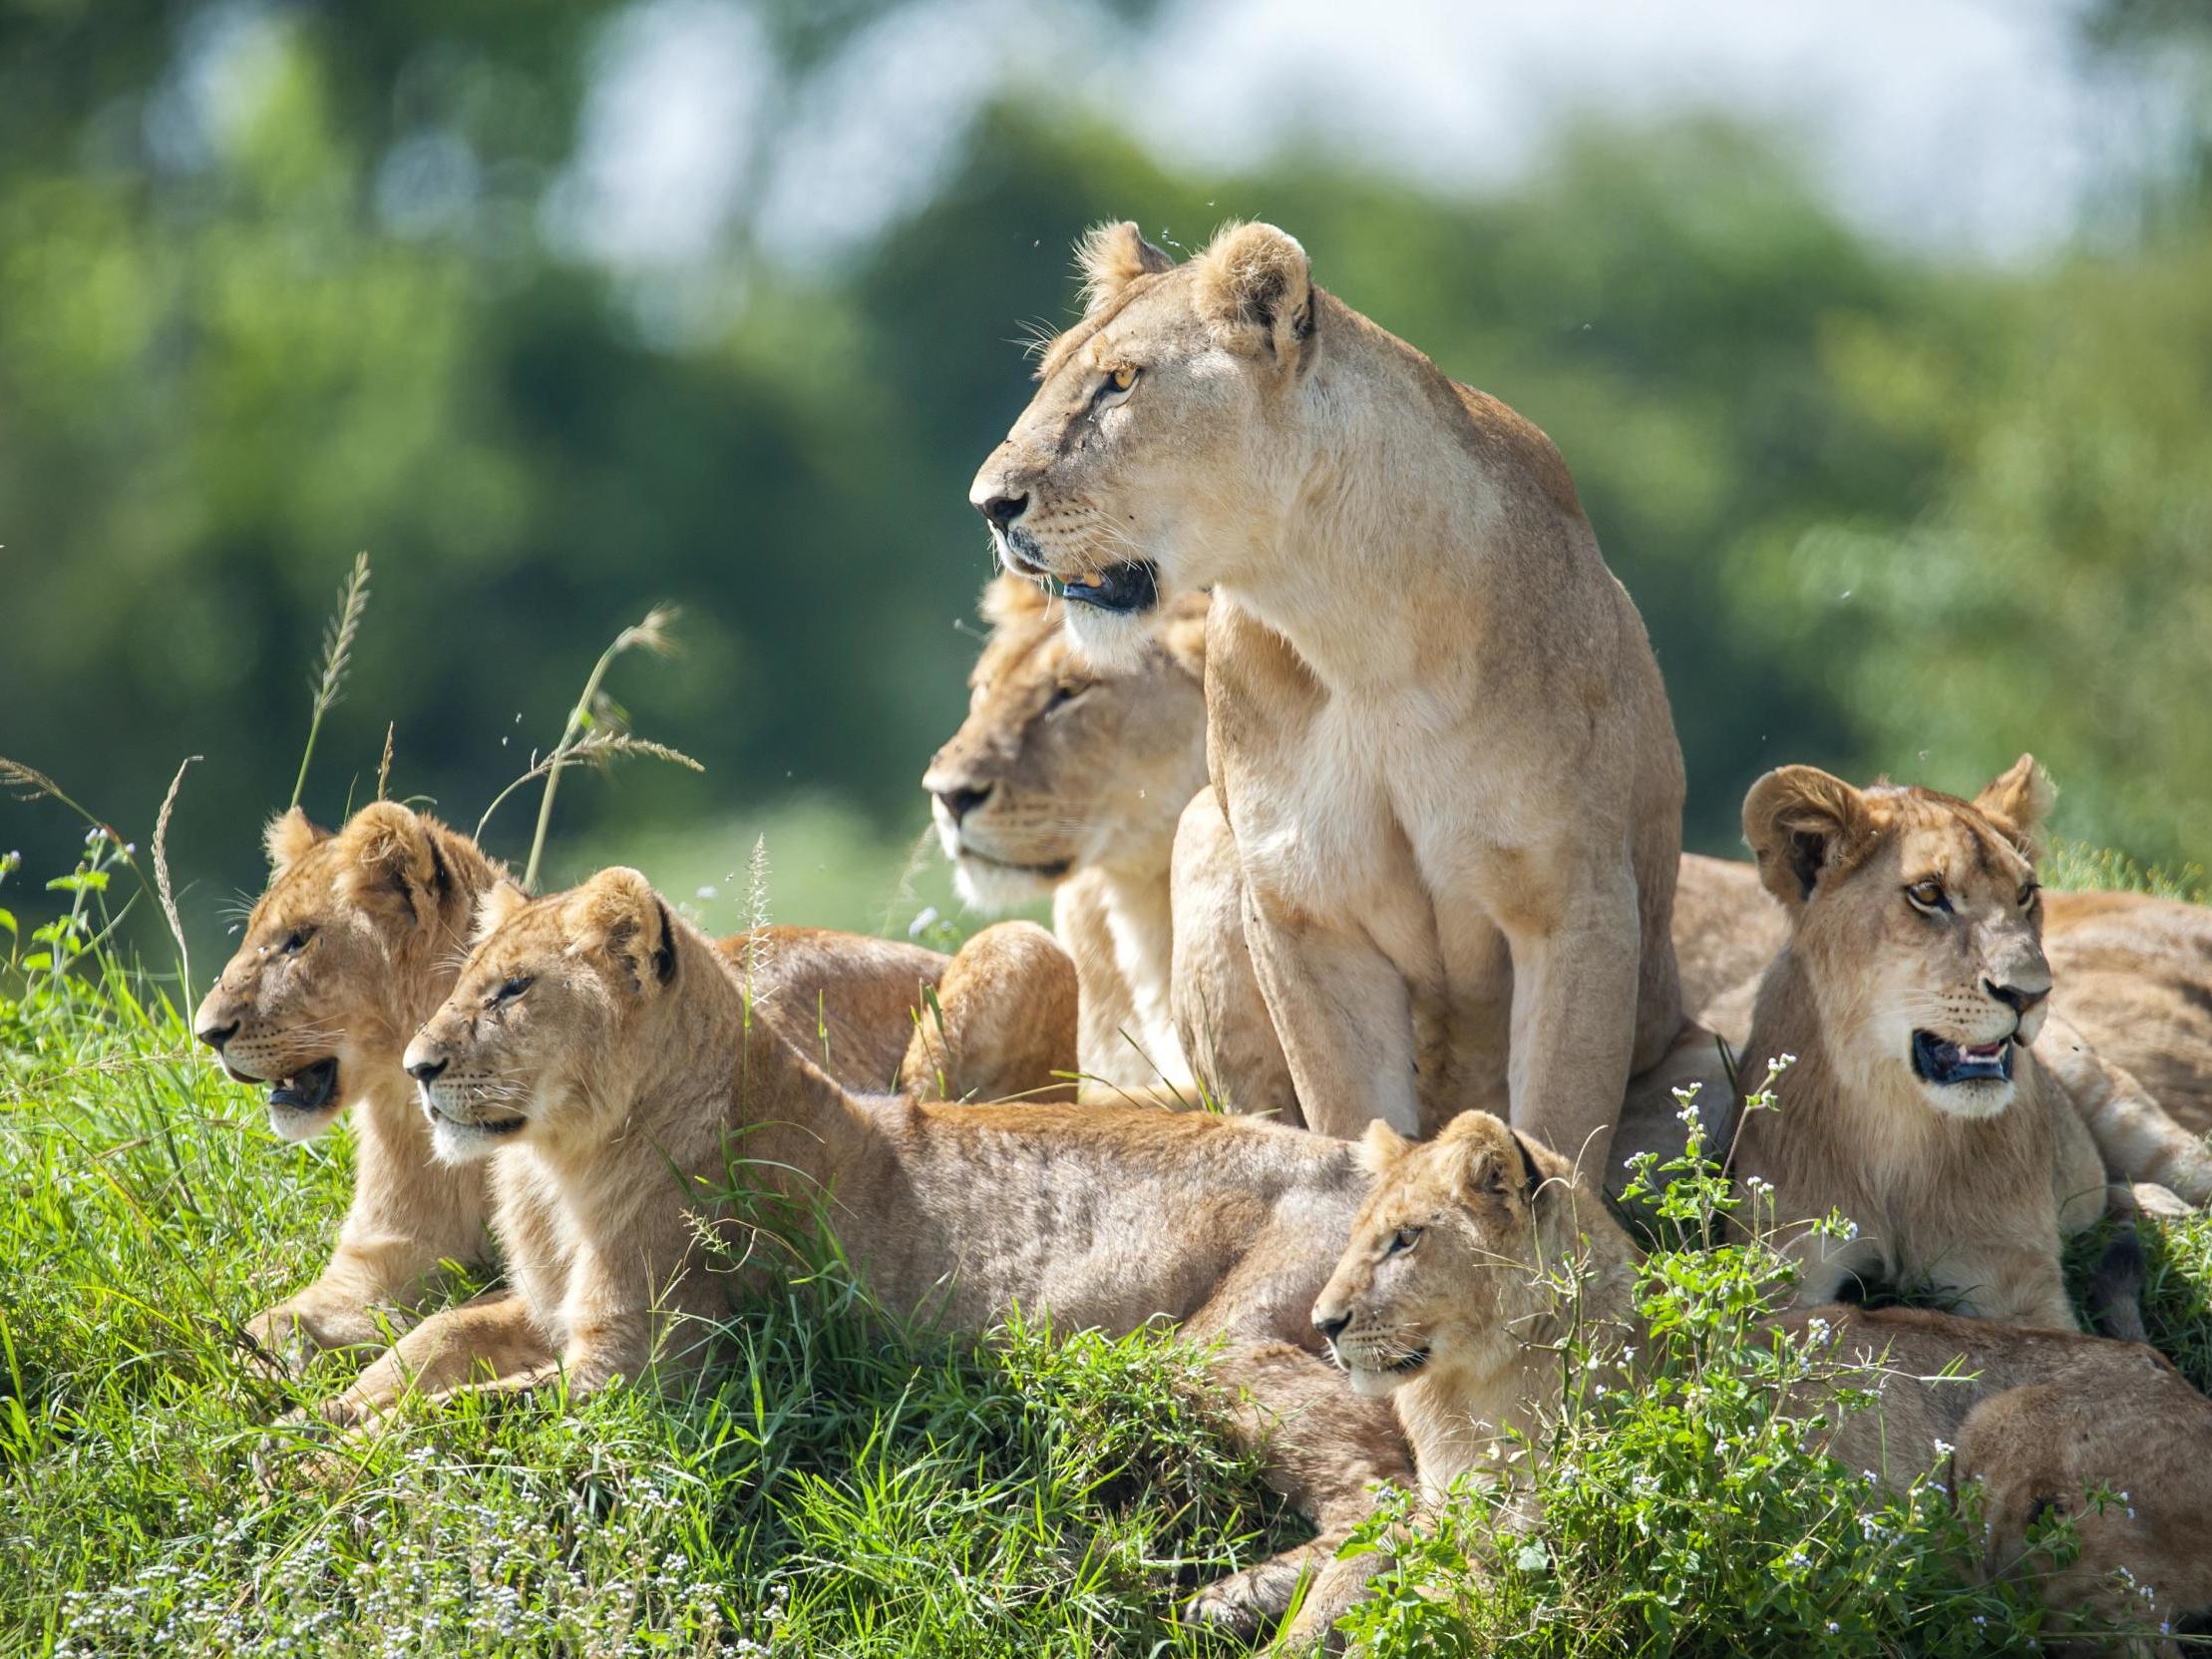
(1727, 757, 2174, 1326)
(309, 866, 1407, 1639)
(968, 219, 1684, 1168)
(1309, 1110, 2212, 1647)
(922, 573, 1217, 1100)
(195, 802, 1075, 1355)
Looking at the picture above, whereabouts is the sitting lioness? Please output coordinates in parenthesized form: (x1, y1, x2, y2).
(1726, 757, 2198, 1326)
(967, 219, 1684, 1169)
(195, 802, 1075, 1356)
(310, 866, 1408, 1639)
(1307, 1110, 2212, 1647)
(922, 573, 1217, 1100)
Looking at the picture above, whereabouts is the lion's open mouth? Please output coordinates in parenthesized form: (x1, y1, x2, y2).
(1051, 560, 1159, 616)
(1912, 1032, 2014, 1086)
(267, 1057, 340, 1114)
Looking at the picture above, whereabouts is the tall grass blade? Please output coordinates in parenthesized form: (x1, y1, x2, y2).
(289, 551, 371, 811)
(152, 755, 199, 999)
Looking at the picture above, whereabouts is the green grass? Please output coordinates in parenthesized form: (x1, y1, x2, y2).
(6, 828, 2212, 1657)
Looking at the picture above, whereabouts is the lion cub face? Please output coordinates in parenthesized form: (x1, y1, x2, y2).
(1743, 756, 2055, 1121)
(193, 804, 466, 1141)
(922, 575, 1208, 910)
(404, 869, 676, 1165)
(968, 220, 1314, 669)
(1311, 1112, 1568, 1399)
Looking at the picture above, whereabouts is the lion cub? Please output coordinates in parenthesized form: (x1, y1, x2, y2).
(1311, 1110, 2212, 1643)
(1727, 758, 2143, 1330)
(310, 866, 1409, 1639)
(197, 802, 1074, 1357)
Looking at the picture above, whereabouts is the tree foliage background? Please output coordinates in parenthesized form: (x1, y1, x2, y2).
(4, 0, 2209, 955)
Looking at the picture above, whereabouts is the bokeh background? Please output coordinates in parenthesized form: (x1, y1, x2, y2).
(4, 0, 2210, 961)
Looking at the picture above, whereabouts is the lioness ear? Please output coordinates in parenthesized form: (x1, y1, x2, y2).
(472, 878, 532, 948)
(1510, 1131, 1549, 1206)
(1075, 219, 1174, 314)
(565, 867, 678, 996)
(1357, 1118, 1413, 1177)
(1973, 754, 2055, 860)
(1193, 221, 1313, 365)
(263, 807, 331, 874)
(337, 801, 451, 924)
(979, 572, 1049, 630)
(1742, 765, 1870, 908)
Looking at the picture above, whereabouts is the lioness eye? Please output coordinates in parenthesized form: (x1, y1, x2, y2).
(2018, 882, 2039, 909)
(1093, 365, 1139, 406)
(1386, 1226, 1422, 1257)
(1905, 880, 1950, 915)
(1046, 682, 1086, 711)
(491, 974, 535, 1007)
(281, 928, 313, 955)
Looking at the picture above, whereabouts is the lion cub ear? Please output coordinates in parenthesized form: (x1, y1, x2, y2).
(472, 879, 532, 948)
(564, 867, 679, 996)
(1357, 1118, 1413, 1177)
(1973, 753, 2055, 860)
(1193, 221, 1314, 366)
(263, 807, 331, 874)
(1741, 765, 1870, 909)
(337, 801, 450, 924)
(1074, 220, 1174, 314)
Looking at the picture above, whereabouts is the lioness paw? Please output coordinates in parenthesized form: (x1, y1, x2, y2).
(1182, 1556, 1309, 1640)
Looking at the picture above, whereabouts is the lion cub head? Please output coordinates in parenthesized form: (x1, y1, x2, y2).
(405, 868, 683, 1165)
(1312, 1111, 1628, 1401)
(193, 803, 493, 1141)
(968, 219, 1315, 667)
(922, 574, 1208, 910)
(1743, 755, 2055, 1119)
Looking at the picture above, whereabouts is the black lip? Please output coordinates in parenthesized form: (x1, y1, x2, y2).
(1386, 1348, 1431, 1375)
(959, 850, 1072, 880)
(427, 1099, 528, 1136)
(1054, 561, 1160, 615)
(1912, 1031, 2014, 1086)
(268, 1056, 340, 1113)
(997, 529, 1049, 579)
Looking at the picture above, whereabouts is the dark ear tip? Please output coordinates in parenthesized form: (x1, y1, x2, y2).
(650, 896, 677, 986)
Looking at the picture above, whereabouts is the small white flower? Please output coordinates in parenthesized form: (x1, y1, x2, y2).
(1933, 1438, 1954, 1456)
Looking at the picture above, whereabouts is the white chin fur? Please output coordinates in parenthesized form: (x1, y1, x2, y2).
(266, 1103, 343, 1143)
(428, 1112, 510, 1165)
(952, 856, 1058, 914)
(1345, 1367, 1407, 1400)
(1059, 606, 1155, 673)
(1914, 1076, 2017, 1120)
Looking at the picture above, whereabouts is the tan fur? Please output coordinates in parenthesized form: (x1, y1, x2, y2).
(970, 220, 1684, 1169)
(1309, 1111, 2212, 1645)
(331, 867, 1408, 1641)
(922, 573, 1210, 1097)
(1728, 761, 2119, 1327)
(197, 809, 1073, 1357)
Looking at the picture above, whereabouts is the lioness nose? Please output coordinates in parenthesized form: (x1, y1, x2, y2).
(1313, 1310, 1350, 1343)
(407, 1054, 449, 1084)
(936, 784, 992, 825)
(196, 1019, 238, 1051)
(1985, 979, 2048, 1016)
(976, 491, 1028, 530)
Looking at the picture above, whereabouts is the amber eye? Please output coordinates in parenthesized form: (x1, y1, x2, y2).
(1905, 879, 1950, 914)
(1110, 363, 1139, 392)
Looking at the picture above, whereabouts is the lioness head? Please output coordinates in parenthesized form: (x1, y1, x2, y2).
(404, 868, 680, 1165)
(922, 573, 1208, 910)
(1311, 1111, 1604, 1399)
(1743, 755, 2055, 1119)
(193, 803, 489, 1141)
(968, 219, 1315, 667)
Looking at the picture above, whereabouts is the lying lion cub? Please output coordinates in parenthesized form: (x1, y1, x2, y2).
(1310, 1110, 2212, 1644)
(1728, 757, 2202, 1328)
(196, 802, 1074, 1356)
(311, 867, 1406, 1638)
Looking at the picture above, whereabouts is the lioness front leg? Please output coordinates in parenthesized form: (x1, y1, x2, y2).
(1501, 874, 1644, 1175)
(1242, 893, 1420, 1138)
(1182, 1340, 1411, 1645)
(2040, 1015, 2212, 1206)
